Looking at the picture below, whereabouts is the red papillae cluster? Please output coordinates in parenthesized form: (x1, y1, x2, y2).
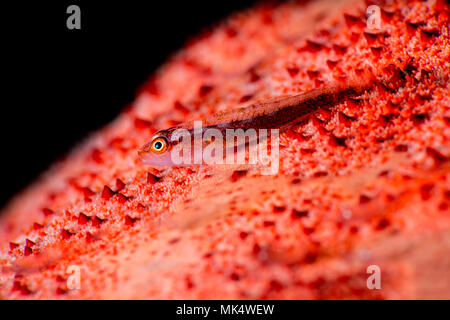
(0, 0, 449, 299)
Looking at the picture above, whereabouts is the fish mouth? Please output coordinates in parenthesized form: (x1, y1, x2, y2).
(137, 148, 146, 157)
(138, 150, 175, 166)
(138, 151, 154, 163)
(137, 149, 151, 162)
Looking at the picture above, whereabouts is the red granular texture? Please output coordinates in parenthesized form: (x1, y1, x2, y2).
(1, 0, 450, 299)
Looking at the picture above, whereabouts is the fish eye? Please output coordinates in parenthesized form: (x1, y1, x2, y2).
(150, 137, 168, 154)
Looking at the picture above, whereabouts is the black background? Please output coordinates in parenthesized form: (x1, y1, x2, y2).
(1, 1, 256, 209)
